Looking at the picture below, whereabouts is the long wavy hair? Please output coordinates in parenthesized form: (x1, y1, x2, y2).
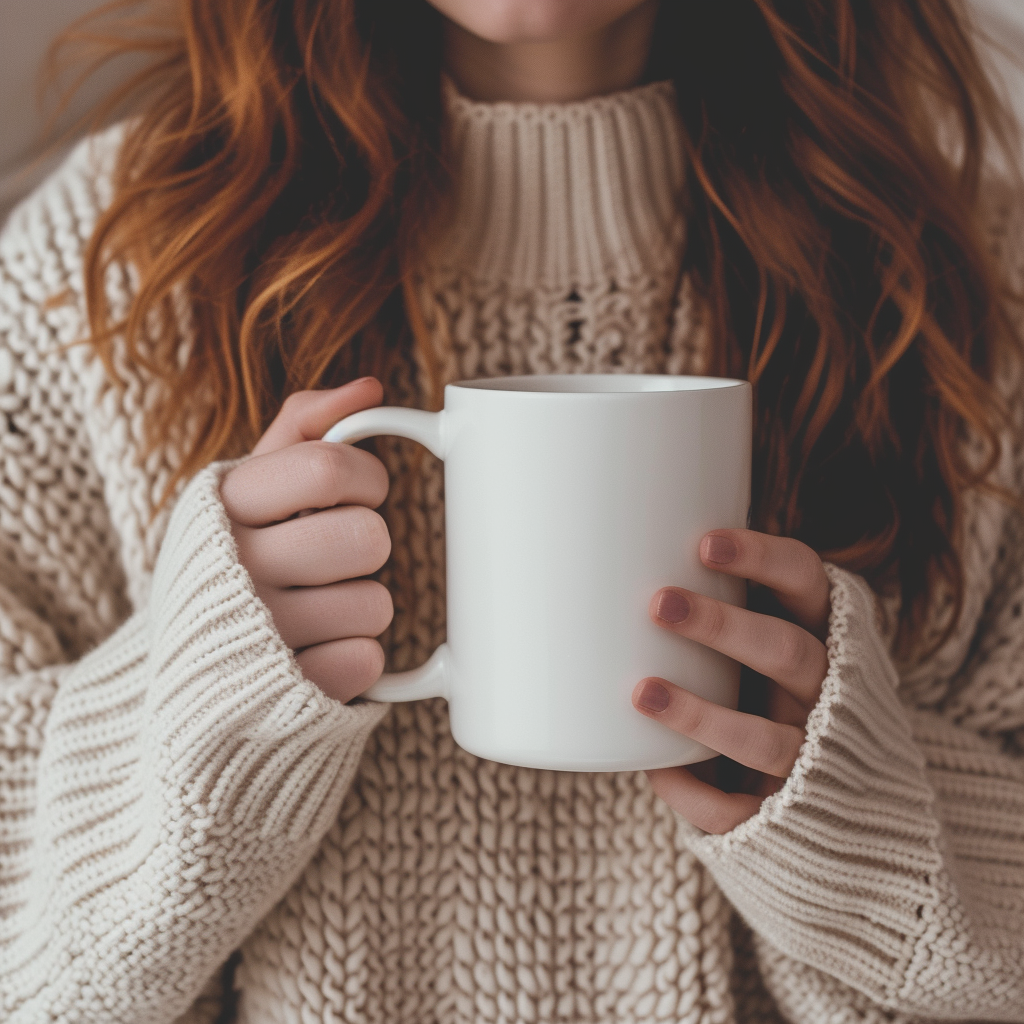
(53, 0, 1021, 648)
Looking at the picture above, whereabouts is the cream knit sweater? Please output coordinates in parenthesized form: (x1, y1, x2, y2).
(1, 81, 1024, 1024)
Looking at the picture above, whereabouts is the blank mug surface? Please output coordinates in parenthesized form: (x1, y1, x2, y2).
(325, 374, 752, 772)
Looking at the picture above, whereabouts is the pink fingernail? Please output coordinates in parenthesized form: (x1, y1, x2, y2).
(636, 680, 670, 713)
(656, 590, 690, 623)
(345, 376, 375, 388)
(703, 535, 737, 564)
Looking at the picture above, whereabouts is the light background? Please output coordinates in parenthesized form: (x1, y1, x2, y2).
(1, 0, 1023, 223)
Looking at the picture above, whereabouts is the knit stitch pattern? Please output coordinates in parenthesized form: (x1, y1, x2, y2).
(1, 82, 1023, 1024)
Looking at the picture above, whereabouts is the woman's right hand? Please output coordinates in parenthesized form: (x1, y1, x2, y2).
(220, 377, 393, 701)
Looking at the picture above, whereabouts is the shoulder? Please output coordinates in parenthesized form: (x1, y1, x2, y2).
(0, 122, 130, 449)
(0, 125, 136, 655)
(0, 122, 128, 324)
(3, 119, 127, 238)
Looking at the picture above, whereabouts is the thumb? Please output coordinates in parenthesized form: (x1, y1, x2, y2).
(252, 377, 384, 456)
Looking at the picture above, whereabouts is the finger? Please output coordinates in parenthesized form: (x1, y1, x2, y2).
(633, 677, 805, 777)
(646, 765, 762, 834)
(296, 636, 385, 703)
(260, 579, 393, 650)
(253, 377, 384, 456)
(651, 587, 827, 707)
(767, 681, 808, 729)
(222, 441, 389, 526)
(700, 529, 831, 638)
(235, 506, 390, 588)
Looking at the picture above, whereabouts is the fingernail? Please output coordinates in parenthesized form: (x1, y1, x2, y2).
(636, 679, 670, 713)
(345, 376, 375, 388)
(703, 534, 737, 564)
(656, 590, 690, 623)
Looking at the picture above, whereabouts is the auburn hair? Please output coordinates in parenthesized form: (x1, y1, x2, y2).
(54, 0, 1021, 649)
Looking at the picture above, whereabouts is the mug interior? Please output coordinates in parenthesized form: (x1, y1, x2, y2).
(451, 374, 745, 394)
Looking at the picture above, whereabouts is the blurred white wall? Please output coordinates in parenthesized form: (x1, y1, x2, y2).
(973, 0, 1024, 133)
(0, 0, 145, 221)
(0, 0, 1023, 223)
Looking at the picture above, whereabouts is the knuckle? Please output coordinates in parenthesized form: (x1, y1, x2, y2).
(301, 443, 391, 510)
(702, 793, 759, 835)
(220, 459, 274, 524)
(674, 690, 712, 738)
(693, 793, 736, 835)
(347, 637, 386, 687)
(349, 507, 392, 567)
(751, 727, 797, 777)
(749, 535, 772, 576)
(281, 390, 311, 418)
(367, 453, 391, 505)
(703, 812, 735, 836)
(347, 446, 391, 506)
(303, 442, 343, 499)
(699, 601, 728, 646)
(364, 581, 394, 634)
(795, 544, 825, 590)
(769, 625, 806, 679)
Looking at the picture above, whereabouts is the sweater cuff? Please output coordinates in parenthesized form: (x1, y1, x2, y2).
(142, 459, 388, 842)
(8, 460, 388, 1016)
(680, 564, 946, 1003)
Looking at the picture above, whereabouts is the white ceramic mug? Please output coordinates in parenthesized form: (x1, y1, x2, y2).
(324, 374, 751, 772)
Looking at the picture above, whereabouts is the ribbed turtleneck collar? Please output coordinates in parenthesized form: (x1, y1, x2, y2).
(426, 79, 686, 291)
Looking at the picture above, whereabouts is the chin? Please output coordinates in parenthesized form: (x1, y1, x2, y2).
(427, 0, 652, 43)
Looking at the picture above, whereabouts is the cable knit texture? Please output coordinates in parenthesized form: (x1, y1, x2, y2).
(0, 81, 1022, 1024)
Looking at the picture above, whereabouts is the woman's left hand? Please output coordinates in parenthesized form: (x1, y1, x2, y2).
(632, 529, 832, 834)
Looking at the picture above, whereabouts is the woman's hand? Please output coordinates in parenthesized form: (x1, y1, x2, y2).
(632, 529, 831, 834)
(220, 377, 393, 702)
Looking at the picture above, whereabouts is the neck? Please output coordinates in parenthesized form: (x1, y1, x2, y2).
(442, 1, 659, 103)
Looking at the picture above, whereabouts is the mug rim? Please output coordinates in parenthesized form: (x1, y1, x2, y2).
(447, 373, 749, 395)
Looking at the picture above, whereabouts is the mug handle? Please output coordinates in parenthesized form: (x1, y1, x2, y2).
(322, 407, 450, 703)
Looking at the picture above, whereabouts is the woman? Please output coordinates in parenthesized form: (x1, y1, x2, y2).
(1, 0, 1022, 1021)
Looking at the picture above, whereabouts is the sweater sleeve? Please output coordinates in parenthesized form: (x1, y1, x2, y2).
(680, 561, 1024, 1021)
(0, 460, 387, 1023)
